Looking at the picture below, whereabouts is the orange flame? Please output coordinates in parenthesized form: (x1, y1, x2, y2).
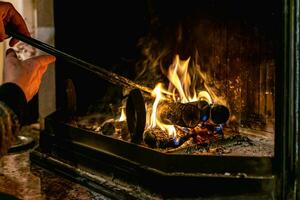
(149, 55, 202, 137)
(197, 66, 227, 106)
(168, 55, 198, 103)
(149, 83, 176, 137)
(148, 54, 226, 137)
(117, 107, 126, 122)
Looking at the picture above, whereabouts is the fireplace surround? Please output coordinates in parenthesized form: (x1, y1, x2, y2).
(26, 0, 300, 199)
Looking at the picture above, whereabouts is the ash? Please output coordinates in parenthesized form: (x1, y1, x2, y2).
(67, 114, 274, 157)
(185, 133, 274, 157)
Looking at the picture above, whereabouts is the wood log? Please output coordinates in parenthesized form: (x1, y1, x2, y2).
(143, 128, 173, 148)
(189, 100, 211, 122)
(115, 121, 130, 140)
(190, 101, 230, 124)
(156, 102, 201, 128)
(210, 104, 230, 124)
(143, 127, 188, 148)
(101, 119, 115, 136)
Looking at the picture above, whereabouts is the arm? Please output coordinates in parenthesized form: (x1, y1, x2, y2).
(0, 49, 55, 157)
(0, 1, 29, 156)
(0, 2, 55, 157)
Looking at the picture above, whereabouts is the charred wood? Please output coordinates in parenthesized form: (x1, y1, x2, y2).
(115, 121, 130, 140)
(101, 119, 115, 136)
(188, 100, 211, 122)
(210, 104, 230, 124)
(156, 102, 201, 128)
(189, 101, 230, 124)
(143, 127, 190, 149)
(143, 128, 174, 148)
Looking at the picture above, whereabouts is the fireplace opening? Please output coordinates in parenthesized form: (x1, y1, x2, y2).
(53, 0, 278, 157)
(32, 0, 286, 198)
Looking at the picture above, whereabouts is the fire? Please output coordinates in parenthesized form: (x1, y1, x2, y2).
(198, 91, 212, 104)
(150, 83, 163, 128)
(197, 66, 227, 106)
(168, 55, 198, 103)
(118, 107, 126, 122)
(150, 83, 176, 137)
(149, 54, 213, 137)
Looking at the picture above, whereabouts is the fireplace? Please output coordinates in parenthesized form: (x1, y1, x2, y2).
(29, 0, 299, 199)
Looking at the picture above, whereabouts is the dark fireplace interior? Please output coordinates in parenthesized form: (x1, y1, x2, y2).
(31, 0, 287, 199)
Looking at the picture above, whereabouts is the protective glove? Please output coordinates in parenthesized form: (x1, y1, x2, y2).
(0, 2, 30, 46)
(4, 48, 56, 102)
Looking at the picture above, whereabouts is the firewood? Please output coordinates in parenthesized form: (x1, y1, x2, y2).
(143, 128, 174, 148)
(115, 121, 130, 140)
(143, 127, 190, 149)
(156, 102, 201, 128)
(189, 100, 211, 122)
(101, 119, 115, 135)
(210, 104, 230, 124)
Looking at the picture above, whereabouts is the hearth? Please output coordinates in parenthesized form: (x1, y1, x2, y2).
(19, 0, 300, 199)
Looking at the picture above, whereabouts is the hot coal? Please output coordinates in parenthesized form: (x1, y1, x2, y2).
(66, 107, 273, 157)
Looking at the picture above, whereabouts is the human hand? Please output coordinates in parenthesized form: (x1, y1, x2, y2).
(0, 2, 30, 46)
(3, 49, 56, 102)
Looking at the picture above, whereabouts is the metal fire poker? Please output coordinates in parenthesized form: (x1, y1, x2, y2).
(6, 29, 153, 95)
(7, 29, 149, 143)
(7, 29, 230, 131)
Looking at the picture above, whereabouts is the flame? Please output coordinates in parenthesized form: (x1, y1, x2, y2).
(148, 54, 227, 138)
(197, 65, 227, 106)
(149, 55, 204, 137)
(150, 83, 176, 137)
(118, 107, 126, 122)
(198, 91, 212, 104)
(150, 83, 163, 128)
(168, 55, 198, 103)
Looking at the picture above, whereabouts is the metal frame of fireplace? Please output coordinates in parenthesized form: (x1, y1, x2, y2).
(33, 111, 275, 196)
(28, 0, 300, 199)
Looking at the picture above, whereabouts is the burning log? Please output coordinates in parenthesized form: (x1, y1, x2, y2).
(143, 128, 174, 148)
(100, 119, 130, 139)
(190, 100, 230, 124)
(189, 100, 211, 122)
(156, 102, 201, 128)
(101, 119, 115, 136)
(210, 104, 230, 124)
(143, 127, 188, 148)
(115, 121, 130, 140)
